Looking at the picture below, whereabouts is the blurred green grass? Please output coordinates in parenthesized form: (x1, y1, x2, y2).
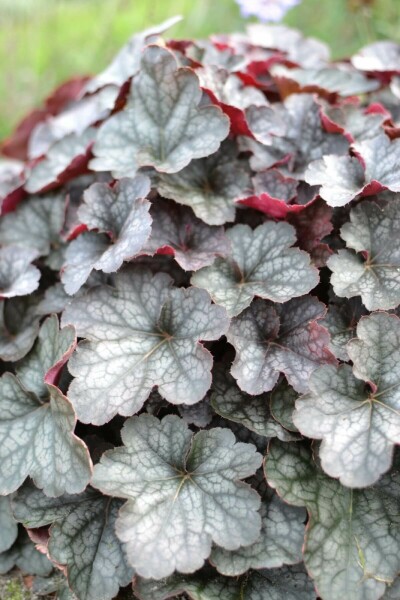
(1, 0, 400, 139)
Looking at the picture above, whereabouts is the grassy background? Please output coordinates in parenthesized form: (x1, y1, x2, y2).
(1, 0, 400, 139)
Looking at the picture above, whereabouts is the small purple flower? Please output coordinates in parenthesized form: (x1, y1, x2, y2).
(236, 0, 301, 22)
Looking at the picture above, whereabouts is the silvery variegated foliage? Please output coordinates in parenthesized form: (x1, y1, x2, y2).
(294, 312, 400, 487)
(3, 16, 400, 600)
(92, 414, 263, 578)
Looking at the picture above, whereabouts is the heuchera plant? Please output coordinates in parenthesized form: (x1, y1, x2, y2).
(1, 15, 400, 600)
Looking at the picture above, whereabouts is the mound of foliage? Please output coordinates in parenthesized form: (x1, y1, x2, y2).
(1, 15, 400, 600)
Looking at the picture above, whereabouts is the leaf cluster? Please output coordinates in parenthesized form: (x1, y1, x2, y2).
(1, 18, 400, 600)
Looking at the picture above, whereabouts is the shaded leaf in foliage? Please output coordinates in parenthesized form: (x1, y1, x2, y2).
(228, 296, 335, 394)
(32, 573, 78, 600)
(62, 176, 152, 293)
(156, 139, 251, 225)
(321, 296, 367, 361)
(144, 199, 230, 271)
(287, 198, 333, 267)
(0, 528, 52, 576)
(294, 312, 400, 487)
(0, 496, 18, 553)
(13, 483, 133, 600)
(265, 440, 400, 600)
(0, 194, 66, 269)
(210, 471, 306, 575)
(0, 246, 40, 298)
(305, 134, 400, 206)
(265, 94, 349, 179)
(191, 222, 318, 317)
(328, 199, 400, 310)
(269, 380, 299, 433)
(92, 414, 262, 578)
(0, 316, 92, 496)
(237, 170, 318, 219)
(198, 66, 268, 136)
(90, 46, 229, 177)
(62, 268, 229, 424)
(210, 364, 295, 441)
(244, 104, 285, 145)
(0, 296, 41, 361)
(25, 128, 95, 194)
(134, 563, 316, 600)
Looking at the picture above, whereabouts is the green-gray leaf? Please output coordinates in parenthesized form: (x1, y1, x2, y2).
(210, 364, 295, 441)
(328, 199, 400, 310)
(0, 496, 18, 553)
(156, 140, 252, 225)
(191, 223, 319, 317)
(210, 471, 306, 575)
(92, 414, 262, 579)
(134, 564, 316, 600)
(294, 312, 400, 487)
(0, 529, 52, 576)
(0, 194, 66, 267)
(0, 246, 40, 298)
(0, 296, 41, 361)
(13, 483, 133, 600)
(62, 268, 229, 424)
(265, 440, 400, 600)
(90, 45, 229, 177)
(227, 296, 336, 394)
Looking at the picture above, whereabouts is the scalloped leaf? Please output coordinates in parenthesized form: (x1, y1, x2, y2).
(237, 170, 318, 219)
(25, 128, 95, 194)
(265, 440, 400, 600)
(328, 199, 400, 310)
(0, 316, 92, 496)
(62, 267, 229, 424)
(156, 139, 251, 225)
(227, 296, 336, 394)
(0, 246, 40, 298)
(191, 222, 318, 317)
(90, 45, 229, 177)
(0, 529, 53, 576)
(28, 86, 118, 159)
(210, 364, 295, 441)
(92, 414, 262, 578)
(62, 176, 152, 293)
(144, 199, 230, 271)
(13, 483, 133, 600)
(0, 496, 18, 553)
(305, 134, 400, 206)
(294, 312, 400, 487)
(0, 193, 65, 266)
(267, 94, 349, 178)
(133, 564, 316, 600)
(321, 297, 367, 361)
(210, 471, 306, 575)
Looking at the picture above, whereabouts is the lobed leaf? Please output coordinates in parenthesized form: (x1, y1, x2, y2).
(90, 45, 230, 177)
(92, 414, 262, 578)
(62, 267, 229, 424)
(191, 222, 319, 317)
(265, 440, 400, 600)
